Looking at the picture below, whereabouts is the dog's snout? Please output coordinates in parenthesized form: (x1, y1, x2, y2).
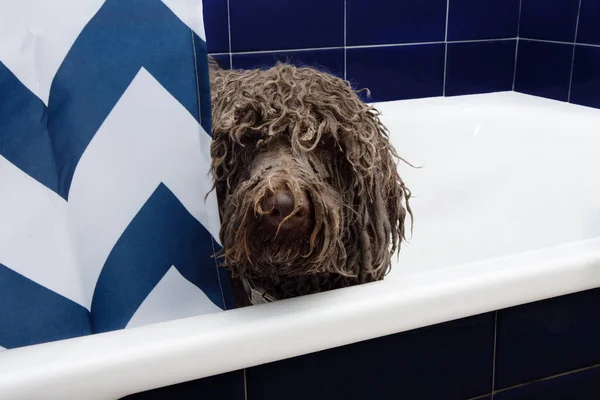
(259, 190, 312, 235)
(262, 191, 295, 219)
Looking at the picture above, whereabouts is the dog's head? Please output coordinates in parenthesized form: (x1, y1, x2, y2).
(209, 63, 411, 298)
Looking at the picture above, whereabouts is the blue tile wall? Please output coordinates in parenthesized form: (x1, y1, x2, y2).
(577, 0, 600, 45)
(446, 40, 516, 96)
(203, 0, 524, 103)
(519, 0, 580, 42)
(346, 44, 446, 102)
(246, 313, 495, 400)
(495, 288, 600, 390)
(494, 365, 600, 400)
(203, 0, 229, 54)
(513, 0, 600, 110)
(122, 370, 245, 400)
(232, 48, 345, 78)
(203, 0, 600, 108)
(514, 40, 573, 101)
(346, 0, 447, 46)
(447, 0, 520, 41)
(571, 45, 600, 108)
(229, 0, 344, 52)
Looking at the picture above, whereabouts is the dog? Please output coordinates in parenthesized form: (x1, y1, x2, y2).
(208, 57, 412, 307)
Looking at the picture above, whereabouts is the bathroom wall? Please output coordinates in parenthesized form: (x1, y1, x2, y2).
(203, 0, 600, 109)
(514, 0, 600, 109)
(203, 0, 520, 102)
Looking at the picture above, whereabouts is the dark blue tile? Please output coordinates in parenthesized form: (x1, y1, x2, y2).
(210, 54, 231, 69)
(122, 370, 245, 400)
(446, 40, 516, 96)
(495, 366, 600, 400)
(229, 0, 343, 52)
(577, 0, 600, 45)
(571, 45, 600, 108)
(519, 0, 580, 42)
(346, 0, 447, 46)
(231, 48, 344, 78)
(247, 313, 495, 400)
(346, 44, 445, 102)
(514, 40, 573, 101)
(448, 0, 520, 40)
(495, 288, 600, 389)
(203, 0, 229, 54)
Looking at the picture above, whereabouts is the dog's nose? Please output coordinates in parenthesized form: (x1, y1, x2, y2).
(259, 190, 312, 235)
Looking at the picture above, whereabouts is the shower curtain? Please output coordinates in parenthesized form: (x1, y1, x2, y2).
(0, 0, 231, 350)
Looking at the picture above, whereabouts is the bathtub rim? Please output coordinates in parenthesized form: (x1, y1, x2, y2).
(0, 236, 599, 399)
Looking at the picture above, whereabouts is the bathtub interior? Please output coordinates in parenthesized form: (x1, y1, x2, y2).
(382, 91, 600, 279)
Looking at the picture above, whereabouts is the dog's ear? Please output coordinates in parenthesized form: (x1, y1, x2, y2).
(337, 106, 412, 283)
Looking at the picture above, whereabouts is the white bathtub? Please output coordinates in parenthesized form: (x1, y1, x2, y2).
(1, 91, 600, 399)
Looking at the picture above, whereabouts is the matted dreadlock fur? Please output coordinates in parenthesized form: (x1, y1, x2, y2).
(209, 58, 412, 305)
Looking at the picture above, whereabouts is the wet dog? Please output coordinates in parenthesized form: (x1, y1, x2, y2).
(208, 58, 412, 306)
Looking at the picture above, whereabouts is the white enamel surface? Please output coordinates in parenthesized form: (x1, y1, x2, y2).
(385, 92, 600, 277)
(1, 92, 600, 399)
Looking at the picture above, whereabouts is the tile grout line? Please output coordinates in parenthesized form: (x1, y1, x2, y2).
(226, 0, 233, 68)
(520, 37, 576, 46)
(516, 0, 523, 39)
(210, 38, 518, 57)
(230, 46, 345, 55)
(567, 0, 583, 102)
(512, 0, 523, 91)
(442, 0, 450, 96)
(348, 41, 442, 49)
(512, 40, 520, 91)
(450, 38, 515, 44)
(490, 311, 498, 400)
(492, 362, 600, 396)
(575, 41, 600, 48)
(465, 394, 494, 400)
(243, 368, 248, 400)
(344, 0, 347, 80)
(518, 37, 600, 49)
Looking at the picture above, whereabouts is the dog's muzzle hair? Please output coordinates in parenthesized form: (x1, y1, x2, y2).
(209, 59, 412, 301)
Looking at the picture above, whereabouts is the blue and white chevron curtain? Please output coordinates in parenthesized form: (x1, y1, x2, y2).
(0, 0, 233, 351)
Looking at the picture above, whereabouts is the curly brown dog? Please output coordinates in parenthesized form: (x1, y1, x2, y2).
(208, 58, 412, 307)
